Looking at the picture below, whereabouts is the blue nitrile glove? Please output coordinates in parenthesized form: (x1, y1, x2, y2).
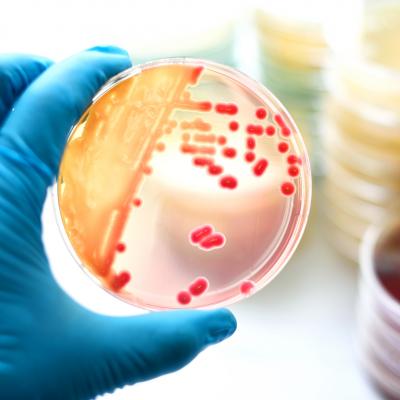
(0, 47, 237, 400)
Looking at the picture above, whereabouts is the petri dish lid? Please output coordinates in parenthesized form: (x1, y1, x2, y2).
(55, 58, 312, 310)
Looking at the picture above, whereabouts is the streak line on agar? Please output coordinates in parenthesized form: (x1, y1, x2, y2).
(193, 133, 216, 143)
(181, 118, 211, 131)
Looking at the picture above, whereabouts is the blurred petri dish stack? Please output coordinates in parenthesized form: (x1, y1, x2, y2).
(323, 0, 400, 262)
(358, 219, 400, 399)
(254, 2, 329, 174)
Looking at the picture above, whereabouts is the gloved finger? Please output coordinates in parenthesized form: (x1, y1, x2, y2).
(72, 309, 237, 399)
(0, 46, 131, 181)
(0, 54, 52, 125)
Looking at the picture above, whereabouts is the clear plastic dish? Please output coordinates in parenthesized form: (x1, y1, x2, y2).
(55, 58, 312, 310)
(358, 218, 400, 398)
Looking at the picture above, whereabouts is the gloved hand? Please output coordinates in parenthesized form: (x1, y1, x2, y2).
(0, 47, 237, 400)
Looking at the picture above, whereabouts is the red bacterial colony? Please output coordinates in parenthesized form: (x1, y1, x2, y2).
(116, 242, 126, 252)
(222, 147, 237, 158)
(220, 175, 238, 189)
(240, 280, 255, 295)
(189, 224, 226, 251)
(288, 165, 300, 177)
(256, 108, 267, 119)
(281, 182, 295, 196)
(111, 271, 131, 291)
(177, 277, 209, 305)
(246, 124, 263, 135)
(287, 154, 299, 164)
(274, 114, 284, 126)
(278, 142, 289, 153)
(229, 121, 239, 131)
(245, 152, 255, 162)
(253, 159, 268, 176)
(266, 125, 276, 136)
(177, 290, 192, 305)
(274, 114, 291, 137)
(200, 234, 225, 249)
(133, 198, 142, 207)
(247, 137, 256, 150)
(215, 103, 238, 115)
(189, 277, 209, 296)
(208, 164, 223, 175)
(217, 135, 227, 145)
(190, 225, 213, 243)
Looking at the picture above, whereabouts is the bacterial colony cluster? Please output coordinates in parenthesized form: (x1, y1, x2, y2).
(57, 60, 311, 309)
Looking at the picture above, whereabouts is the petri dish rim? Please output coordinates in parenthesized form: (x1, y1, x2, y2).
(53, 57, 312, 310)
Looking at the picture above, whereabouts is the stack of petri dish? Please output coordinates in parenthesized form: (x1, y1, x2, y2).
(254, 4, 329, 174)
(323, 0, 400, 262)
(358, 219, 400, 399)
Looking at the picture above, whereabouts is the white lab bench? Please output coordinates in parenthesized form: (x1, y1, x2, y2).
(42, 183, 382, 400)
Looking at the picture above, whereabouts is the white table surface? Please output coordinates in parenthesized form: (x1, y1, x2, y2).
(42, 183, 383, 400)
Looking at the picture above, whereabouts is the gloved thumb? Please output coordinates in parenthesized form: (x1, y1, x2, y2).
(54, 308, 237, 399)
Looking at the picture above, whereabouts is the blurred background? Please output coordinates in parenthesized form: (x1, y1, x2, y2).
(1, 0, 400, 398)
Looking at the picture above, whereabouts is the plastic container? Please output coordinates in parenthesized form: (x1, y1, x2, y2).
(323, 0, 400, 260)
(55, 58, 312, 310)
(358, 218, 400, 399)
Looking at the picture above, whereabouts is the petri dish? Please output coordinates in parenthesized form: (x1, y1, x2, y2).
(358, 218, 400, 399)
(55, 58, 312, 310)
